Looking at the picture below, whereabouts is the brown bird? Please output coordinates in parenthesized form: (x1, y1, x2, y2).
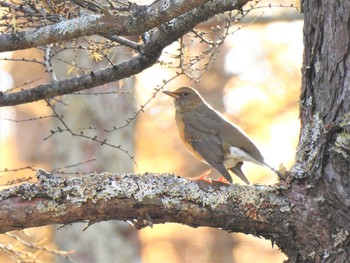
(163, 86, 284, 184)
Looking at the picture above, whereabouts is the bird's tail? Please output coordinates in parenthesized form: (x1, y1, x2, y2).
(229, 162, 250, 185)
(262, 162, 285, 181)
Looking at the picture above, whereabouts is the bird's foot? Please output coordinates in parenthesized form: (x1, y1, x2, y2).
(215, 176, 231, 184)
(189, 169, 212, 184)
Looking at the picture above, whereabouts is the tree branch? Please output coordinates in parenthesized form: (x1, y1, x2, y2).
(0, 0, 249, 107)
(0, 47, 160, 107)
(0, 0, 211, 53)
(0, 170, 293, 252)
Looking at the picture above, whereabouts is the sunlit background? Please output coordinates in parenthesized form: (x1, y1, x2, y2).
(135, 18, 302, 263)
(0, 1, 302, 262)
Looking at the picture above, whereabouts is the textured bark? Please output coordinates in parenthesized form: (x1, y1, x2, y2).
(0, 170, 292, 244)
(0, 0, 211, 52)
(286, 0, 350, 262)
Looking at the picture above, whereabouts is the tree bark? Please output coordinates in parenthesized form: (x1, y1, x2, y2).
(0, 170, 292, 243)
(286, 0, 350, 262)
(0, 0, 211, 52)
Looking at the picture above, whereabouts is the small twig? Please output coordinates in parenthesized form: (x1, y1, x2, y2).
(70, 0, 101, 13)
(0, 166, 36, 173)
(0, 177, 33, 186)
(44, 99, 136, 162)
(0, 115, 55, 122)
(2, 78, 42, 94)
(0, 57, 44, 66)
(93, 45, 115, 66)
(104, 73, 182, 132)
(51, 158, 96, 173)
(106, 35, 140, 51)
(44, 45, 58, 81)
(69, 90, 130, 95)
(5, 233, 77, 262)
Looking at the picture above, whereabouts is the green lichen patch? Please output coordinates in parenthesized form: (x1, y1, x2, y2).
(332, 132, 350, 159)
(328, 112, 350, 163)
(36, 200, 67, 216)
(332, 228, 349, 248)
(291, 113, 325, 179)
(340, 112, 350, 128)
(1, 170, 290, 225)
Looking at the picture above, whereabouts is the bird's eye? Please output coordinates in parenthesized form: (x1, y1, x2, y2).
(183, 92, 188, 96)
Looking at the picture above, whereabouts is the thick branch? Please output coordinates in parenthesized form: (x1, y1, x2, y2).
(0, 0, 249, 107)
(0, 170, 293, 251)
(0, 0, 210, 53)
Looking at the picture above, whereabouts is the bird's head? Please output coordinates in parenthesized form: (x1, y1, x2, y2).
(163, 87, 204, 112)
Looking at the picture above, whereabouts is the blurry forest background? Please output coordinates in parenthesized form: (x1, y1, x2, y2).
(0, 0, 301, 262)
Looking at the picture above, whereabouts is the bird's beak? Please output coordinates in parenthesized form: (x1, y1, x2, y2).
(163, 90, 179, 99)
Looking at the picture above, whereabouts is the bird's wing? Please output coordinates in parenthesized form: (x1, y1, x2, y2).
(184, 124, 223, 163)
(183, 117, 233, 183)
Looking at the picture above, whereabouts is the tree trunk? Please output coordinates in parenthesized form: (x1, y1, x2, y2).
(286, 0, 350, 261)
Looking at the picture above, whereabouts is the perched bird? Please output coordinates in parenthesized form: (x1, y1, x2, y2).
(163, 86, 284, 184)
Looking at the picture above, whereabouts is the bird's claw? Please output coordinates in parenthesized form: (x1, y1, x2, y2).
(215, 176, 231, 184)
(189, 169, 212, 184)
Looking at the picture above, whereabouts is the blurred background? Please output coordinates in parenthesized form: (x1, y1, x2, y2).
(136, 18, 302, 263)
(0, 1, 301, 262)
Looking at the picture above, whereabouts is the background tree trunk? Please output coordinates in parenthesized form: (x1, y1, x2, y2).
(51, 44, 140, 262)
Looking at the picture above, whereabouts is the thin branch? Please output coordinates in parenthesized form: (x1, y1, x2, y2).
(2, 78, 43, 94)
(0, 115, 55, 122)
(44, 100, 135, 161)
(44, 45, 58, 81)
(51, 158, 96, 173)
(0, 166, 36, 173)
(103, 73, 181, 132)
(69, 90, 130, 95)
(106, 35, 140, 51)
(0, 57, 44, 65)
(5, 233, 76, 262)
(0, 0, 249, 107)
(70, 0, 102, 13)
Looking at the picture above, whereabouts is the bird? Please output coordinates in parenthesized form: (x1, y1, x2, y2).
(163, 86, 284, 184)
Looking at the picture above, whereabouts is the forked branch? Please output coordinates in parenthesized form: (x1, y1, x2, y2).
(0, 0, 248, 107)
